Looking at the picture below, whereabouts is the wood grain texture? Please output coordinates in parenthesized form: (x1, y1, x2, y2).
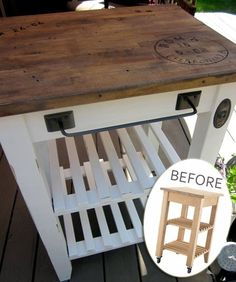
(1, 5, 236, 116)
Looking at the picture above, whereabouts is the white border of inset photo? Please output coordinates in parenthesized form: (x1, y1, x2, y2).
(143, 159, 232, 278)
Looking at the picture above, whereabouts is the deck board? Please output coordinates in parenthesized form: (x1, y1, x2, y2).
(34, 239, 59, 282)
(137, 243, 175, 282)
(71, 254, 104, 282)
(104, 245, 140, 282)
(0, 190, 37, 282)
(0, 154, 17, 263)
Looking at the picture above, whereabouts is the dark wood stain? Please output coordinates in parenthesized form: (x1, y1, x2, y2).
(1, 6, 236, 117)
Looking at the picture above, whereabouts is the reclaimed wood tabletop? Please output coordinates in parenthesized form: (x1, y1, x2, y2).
(1, 5, 236, 116)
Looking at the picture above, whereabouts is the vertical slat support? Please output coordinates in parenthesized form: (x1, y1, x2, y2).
(125, 199, 143, 239)
(110, 203, 130, 244)
(79, 210, 96, 252)
(150, 122, 181, 164)
(63, 214, 78, 257)
(133, 125, 166, 176)
(100, 131, 131, 194)
(95, 206, 113, 247)
(117, 128, 151, 188)
(65, 137, 88, 204)
(83, 134, 110, 199)
(48, 140, 66, 212)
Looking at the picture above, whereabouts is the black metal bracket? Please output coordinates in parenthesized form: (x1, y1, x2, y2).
(175, 91, 201, 110)
(44, 111, 75, 132)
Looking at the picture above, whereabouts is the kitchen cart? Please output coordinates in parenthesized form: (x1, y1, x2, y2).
(156, 187, 223, 273)
(0, 5, 236, 280)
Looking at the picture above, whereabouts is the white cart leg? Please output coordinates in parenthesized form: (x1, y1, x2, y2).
(188, 83, 236, 164)
(0, 116, 72, 281)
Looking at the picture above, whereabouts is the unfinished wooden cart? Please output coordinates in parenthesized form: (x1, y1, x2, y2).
(0, 5, 236, 281)
(156, 187, 223, 273)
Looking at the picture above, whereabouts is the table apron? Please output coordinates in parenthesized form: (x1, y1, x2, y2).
(9, 85, 223, 143)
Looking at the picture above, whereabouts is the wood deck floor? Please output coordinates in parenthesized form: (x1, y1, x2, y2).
(0, 120, 216, 282)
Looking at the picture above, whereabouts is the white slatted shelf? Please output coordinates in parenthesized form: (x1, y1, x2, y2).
(48, 140, 66, 213)
(49, 123, 179, 215)
(132, 125, 166, 176)
(83, 134, 111, 199)
(150, 122, 181, 164)
(47, 122, 181, 260)
(65, 138, 88, 205)
(62, 198, 144, 260)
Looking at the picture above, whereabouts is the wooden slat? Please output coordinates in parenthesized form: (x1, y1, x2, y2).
(164, 240, 208, 258)
(73, 229, 141, 259)
(150, 122, 181, 164)
(122, 154, 137, 182)
(84, 161, 96, 190)
(162, 119, 190, 160)
(48, 140, 66, 212)
(125, 200, 143, 239)
(117, 128, 151, 188)
(100, 131, 131, 194)
(79, 210, 96, 252)
(137, 152, 155, 179)
(65, 137, 88, 204)
(110, 203, 130, 244)
(139, 195, 148, 207)
(95, 206, 112, 247)
(63, 214, 78, 258)
(133, 125, 166, 176)
(167, 218, 213, 232)
(83, 134, 110, 199)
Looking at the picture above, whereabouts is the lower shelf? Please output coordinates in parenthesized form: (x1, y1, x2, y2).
(164, 240, 209, 258)
(61, 196, 146, 260)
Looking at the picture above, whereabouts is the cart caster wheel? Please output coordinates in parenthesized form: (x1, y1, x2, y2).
(187, 267, 192, 273)
(156, 257, 162, 263)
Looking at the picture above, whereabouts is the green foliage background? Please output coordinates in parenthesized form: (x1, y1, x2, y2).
(227, 166, 236, 203)
(197, 0, 236, 13)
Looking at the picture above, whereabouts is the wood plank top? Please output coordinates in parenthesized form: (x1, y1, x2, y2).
(161, 187, 223, 198)
(1, 5, 236, 116)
